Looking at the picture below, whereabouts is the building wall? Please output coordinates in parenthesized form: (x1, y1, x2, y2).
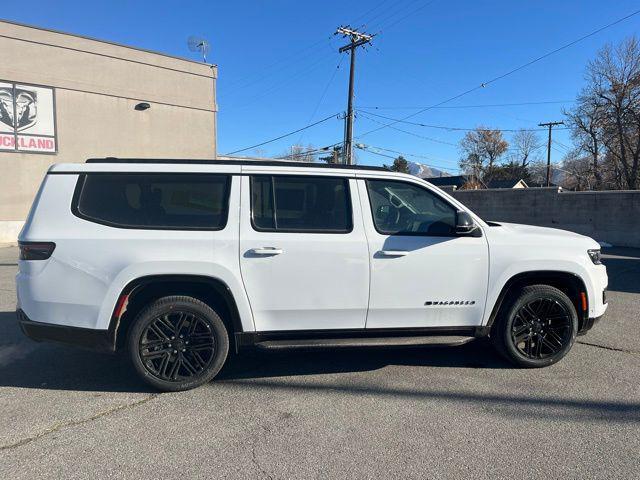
(0, 20, 217, 237)
(451, 187, 640, 248)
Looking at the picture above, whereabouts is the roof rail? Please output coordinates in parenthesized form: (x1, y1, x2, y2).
(85, 157, 388, 171)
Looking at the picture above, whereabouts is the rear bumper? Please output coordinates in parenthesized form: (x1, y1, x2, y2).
(17, 309, 114, 352)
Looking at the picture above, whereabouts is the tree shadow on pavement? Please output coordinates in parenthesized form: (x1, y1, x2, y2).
(219, 375, 640, 424)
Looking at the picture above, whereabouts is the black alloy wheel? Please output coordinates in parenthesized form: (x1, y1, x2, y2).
(510, 297, 572, 360)
(493, 285, 578, 368)
(140, 311, 216, 381)
(128, 296, 229, 391)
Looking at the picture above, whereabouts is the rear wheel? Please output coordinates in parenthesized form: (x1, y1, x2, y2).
(492, 285, 578, 368)
(128, 296, 229, 391)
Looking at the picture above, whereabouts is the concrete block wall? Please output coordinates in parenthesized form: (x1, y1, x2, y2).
(451, 188, 640, 248)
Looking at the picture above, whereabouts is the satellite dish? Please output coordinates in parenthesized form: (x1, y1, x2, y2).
(187, 35, 211, 63)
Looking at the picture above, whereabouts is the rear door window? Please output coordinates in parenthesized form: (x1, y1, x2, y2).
(73, 173, 230, 230)
(250, 175, 352, 233)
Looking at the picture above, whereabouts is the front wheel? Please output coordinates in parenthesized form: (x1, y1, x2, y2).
(128, 296, 229, 391)
(492, 285, 578, 368)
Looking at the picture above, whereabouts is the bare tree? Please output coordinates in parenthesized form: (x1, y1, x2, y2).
(559, 149, 593, 191)
(281, 144, 317, 162)
(458, 126, 508, 181)
(570, 36, 640, 189)
(459, 152, 484, 181)
(510, 129, 542, 168)
(528, 159, 549, 186)
(565, 97, 605, 189)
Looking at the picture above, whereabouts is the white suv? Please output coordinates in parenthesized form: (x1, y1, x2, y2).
(16, 158, 608, 391)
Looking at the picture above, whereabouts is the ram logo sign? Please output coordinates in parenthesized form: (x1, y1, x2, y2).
(0, 81, 57, 153)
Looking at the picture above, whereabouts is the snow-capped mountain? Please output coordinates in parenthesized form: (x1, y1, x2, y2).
(406, 160, 451, 179)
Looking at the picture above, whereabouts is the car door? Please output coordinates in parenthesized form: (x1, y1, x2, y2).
(357, 176, 489, 329)
(239, 171, 369, 332)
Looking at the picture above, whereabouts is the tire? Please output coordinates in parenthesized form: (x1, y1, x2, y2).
(492, 285, 578, 368)
(127, 295, 229, 391)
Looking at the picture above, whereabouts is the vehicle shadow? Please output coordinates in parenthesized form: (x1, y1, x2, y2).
(0, 311, 152, 393)
(3, 310, 640, 424)
(0, 309, 509, 393)
(218, 340, 510, 381)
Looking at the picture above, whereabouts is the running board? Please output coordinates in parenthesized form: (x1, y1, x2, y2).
(253, 335, 475, 350)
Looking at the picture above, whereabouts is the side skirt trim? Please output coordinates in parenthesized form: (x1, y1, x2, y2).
(236, 326, 486, 349)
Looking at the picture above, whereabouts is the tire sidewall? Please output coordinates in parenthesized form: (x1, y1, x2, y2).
(128, 297, 229, 391)
(500, 286, 578, 368)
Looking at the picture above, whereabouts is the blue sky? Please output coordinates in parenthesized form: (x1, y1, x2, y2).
(5, 1, 640, 172)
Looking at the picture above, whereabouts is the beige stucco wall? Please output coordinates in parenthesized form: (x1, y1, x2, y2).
(0, 20, 217, 224)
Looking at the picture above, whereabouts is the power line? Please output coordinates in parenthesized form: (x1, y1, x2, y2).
(360, 0, 414, 29)
(296, 56, 345, 145)
(276, 141, 344, 160)
(374, 0, 439, 32)
(358, 109, 570, 132)
(223, 113, 340, 155)
(367, 0, 422, 30)
(222, 0, 410, 95)
(351, 0, 391, 26)
(357, 8, 640, 138)
(356, 143, 458, 171)
(358, 100, 574, 110)
(224, 52, 336, 108)
(358, 111, 457, 145)
(553, 139, 573, 151)
(357, 147, 459, 174)
(362, 144, 453, 163)
(221, 37, 333, 93)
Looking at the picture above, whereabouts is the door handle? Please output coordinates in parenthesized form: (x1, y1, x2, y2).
(249, 247, 284, 256)
(378, 250, 409, 257)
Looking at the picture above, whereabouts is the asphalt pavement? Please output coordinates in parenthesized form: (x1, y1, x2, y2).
(0, 245, 638, 479)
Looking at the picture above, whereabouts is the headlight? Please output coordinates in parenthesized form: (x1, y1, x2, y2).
(587, 249, 602, 265)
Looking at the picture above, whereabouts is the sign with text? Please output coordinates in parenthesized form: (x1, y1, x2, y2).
(0, 81, 57, 153)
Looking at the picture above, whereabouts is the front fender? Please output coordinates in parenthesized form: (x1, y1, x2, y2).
(483, 259, 598, 326)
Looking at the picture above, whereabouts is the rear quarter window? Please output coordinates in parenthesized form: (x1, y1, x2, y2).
(73, 173, 230, 230)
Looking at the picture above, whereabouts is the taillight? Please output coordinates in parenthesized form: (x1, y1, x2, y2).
(19, 241, 56, 260)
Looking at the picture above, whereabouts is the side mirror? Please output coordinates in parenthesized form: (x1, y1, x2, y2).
(455, 210, 480, 236)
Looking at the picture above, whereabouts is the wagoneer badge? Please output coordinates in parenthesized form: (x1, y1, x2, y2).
(425, 300, 476, 306)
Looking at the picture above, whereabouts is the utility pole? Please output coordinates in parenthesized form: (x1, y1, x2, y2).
(318, 145, 342, 164)
(336, 26, 374, 165)
(539, 121, 564, 186)
(332, 146, 341, 164)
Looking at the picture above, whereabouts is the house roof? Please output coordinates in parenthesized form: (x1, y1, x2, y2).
(486, 179, 528, 189)
(425, 175, 468, 188)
